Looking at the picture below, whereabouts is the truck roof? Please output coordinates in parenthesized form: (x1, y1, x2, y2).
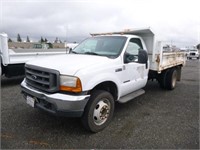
(91, 34, 141, 39)
(90, 28, 154, 36)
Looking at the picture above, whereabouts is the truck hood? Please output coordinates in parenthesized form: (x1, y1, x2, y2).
(26, 54, 111, 75)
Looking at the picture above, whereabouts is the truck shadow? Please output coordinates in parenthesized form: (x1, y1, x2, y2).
(1, 76, 24, 87)
(25, 110, 91, 135)
(113, 80, 163, 119)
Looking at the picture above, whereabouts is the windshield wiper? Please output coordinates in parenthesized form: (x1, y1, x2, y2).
(71, 51, 78, 54)
(84, 52, 100, 56)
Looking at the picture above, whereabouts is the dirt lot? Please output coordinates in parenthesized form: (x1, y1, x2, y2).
(1, 60, 199, 149)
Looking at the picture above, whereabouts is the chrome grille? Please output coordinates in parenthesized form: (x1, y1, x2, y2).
(25, 65, 59, 93)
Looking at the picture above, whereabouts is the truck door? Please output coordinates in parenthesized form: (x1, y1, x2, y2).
(120, 38, 148, 96)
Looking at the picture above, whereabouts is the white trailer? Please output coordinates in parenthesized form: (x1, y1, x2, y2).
(0, 33, 67, 77)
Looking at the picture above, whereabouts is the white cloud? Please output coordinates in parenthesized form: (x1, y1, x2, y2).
(1, 0, 199, 46)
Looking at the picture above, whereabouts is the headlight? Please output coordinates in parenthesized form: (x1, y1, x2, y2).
(60, 75, 82, 93)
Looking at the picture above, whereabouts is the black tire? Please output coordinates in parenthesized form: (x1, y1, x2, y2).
(81, 90, 114, 133)
(0, 59, 2, 76)
(158, 70, 169, 89)
(0, 64, 2, 76)
(165, 68, 177, 90)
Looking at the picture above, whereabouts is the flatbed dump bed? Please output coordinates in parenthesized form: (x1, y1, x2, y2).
(149, 42, 186, 73)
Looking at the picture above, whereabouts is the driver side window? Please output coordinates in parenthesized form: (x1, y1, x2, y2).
(124, 38, 143, 63)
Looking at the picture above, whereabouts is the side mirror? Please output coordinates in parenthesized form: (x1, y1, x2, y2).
(138, 49, 148, 68)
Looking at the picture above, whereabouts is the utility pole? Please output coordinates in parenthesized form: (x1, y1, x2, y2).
(65, 24, 69, 53)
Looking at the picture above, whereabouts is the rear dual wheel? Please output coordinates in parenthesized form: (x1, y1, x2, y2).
(158, 68, 177, 90)
(166, 68, 177, 90)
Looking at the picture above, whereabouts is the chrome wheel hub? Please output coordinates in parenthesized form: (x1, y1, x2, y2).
(93, 99, 110, 126)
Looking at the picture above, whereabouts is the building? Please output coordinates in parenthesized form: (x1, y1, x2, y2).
(8, 42, 65, 49)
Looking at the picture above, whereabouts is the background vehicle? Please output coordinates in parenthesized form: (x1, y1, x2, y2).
(187, 49, 199, 59)
(0, 33, 76, 77)
(21, 28, 186, 132)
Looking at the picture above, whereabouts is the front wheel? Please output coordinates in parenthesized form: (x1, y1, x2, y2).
(81, 90, 114, 133)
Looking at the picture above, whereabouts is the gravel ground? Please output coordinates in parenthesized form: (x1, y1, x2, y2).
(1, 60, 199, 149)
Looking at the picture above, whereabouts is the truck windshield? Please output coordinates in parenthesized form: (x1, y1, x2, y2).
(72, 36, 127, 58)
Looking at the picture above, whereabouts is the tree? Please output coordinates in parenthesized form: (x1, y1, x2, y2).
(26, 36, 30, 42)
(40, 37, 44, 43)
(17, 33, 22, 42)
(44, 38, 48, 43)
(8, 38, 12, 42)
(197, 44, 200, 50)
(47, 42, 53, 48)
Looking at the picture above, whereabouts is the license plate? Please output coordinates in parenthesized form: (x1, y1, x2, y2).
(26, 96, 35, 107)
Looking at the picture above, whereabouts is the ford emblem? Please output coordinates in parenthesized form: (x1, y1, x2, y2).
(31, 75, 37, 80)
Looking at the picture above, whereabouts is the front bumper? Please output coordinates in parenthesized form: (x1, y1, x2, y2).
(187, 54, 199, 58)
(21, 79, 90, 117)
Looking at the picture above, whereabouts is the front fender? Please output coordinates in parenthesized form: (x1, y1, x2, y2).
(82, 72, 121, 99)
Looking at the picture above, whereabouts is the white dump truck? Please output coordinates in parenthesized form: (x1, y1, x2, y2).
(0, 33, 75, 77)
(21, 28, 186, 132)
